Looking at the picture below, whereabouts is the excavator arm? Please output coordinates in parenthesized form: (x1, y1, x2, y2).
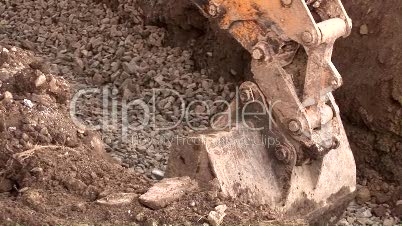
(166, 0, 356, 224)
(193, 0, 351, 160)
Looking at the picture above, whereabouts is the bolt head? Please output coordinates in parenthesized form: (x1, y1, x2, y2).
(275, 147, 289, 162)
(252, 48, 264, 60)
(288, 120, 301, 133)
(301, 31, 313, 43)
(281, 0, 292, 6)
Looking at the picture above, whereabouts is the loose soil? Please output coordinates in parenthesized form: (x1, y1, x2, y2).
(0, 0, 401, 225)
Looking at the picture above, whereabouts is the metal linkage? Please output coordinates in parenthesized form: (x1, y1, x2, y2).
(191, 0, 352, 160)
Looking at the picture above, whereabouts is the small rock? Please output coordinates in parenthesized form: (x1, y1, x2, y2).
(96, 193, 138, 206)
(30, 167, 44, 174)
(356, 218, 372, 225)
(346, 216, 355, 224)
(139, 177, 198, 210)
(92, 73, 104, 85)
(151, 169, 164, 180)
(337, 219, 349, 226)
(3, 91, 13, 103)
(207, 205, 227, 226)
(48, 78, 59, 93)
(123, 60, 139, 74)
(194, 105, 206, 114)
(359, 24, 369, 35)
(21, 40, 36, 50)
(374, 192, 391, 204)
(22, 189, 44, 210)
(383, 218, 395, 226)
(356, 187, 371, 204)
(35, 74, 47, 87)
(71, 202, 86, 212)
(29, 59, 49, 74)
(19, 187, 29, 193)
(392, 201, 402, 217)
(0, 177, 13, 192)
(358, 209, 372, 218)
(372, 205, 387, 217)
(21, 132, 29, 141)
(145, 220, 158, 226)
(23, 99, 34, 108)
(135, 212, 146, 222)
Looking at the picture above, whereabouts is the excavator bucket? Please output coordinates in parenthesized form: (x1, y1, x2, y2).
(166, 0, 356, 224)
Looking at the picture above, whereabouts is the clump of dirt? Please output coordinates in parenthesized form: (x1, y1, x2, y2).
(0, 45, 277, 225)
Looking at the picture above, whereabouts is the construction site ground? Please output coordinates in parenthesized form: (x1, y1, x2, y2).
(0, 0, 401, 225)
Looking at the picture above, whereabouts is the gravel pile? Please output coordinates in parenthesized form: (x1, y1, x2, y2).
(0, 0, 400, 225)
(0, 0, 234, 178)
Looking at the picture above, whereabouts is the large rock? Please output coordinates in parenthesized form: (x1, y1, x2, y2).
(139, 177, 198, 210)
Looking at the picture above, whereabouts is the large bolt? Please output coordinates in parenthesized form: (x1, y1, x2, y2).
(275, 146, 291, 162)
(288, 120, 301, 133)
(301, 31, 314, 44)
(252, 47, 264, 60)
(281, 0, 293, 6)
(208, 3, 219, 17)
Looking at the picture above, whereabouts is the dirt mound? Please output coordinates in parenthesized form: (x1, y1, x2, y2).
(0, 44, 147, 225)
